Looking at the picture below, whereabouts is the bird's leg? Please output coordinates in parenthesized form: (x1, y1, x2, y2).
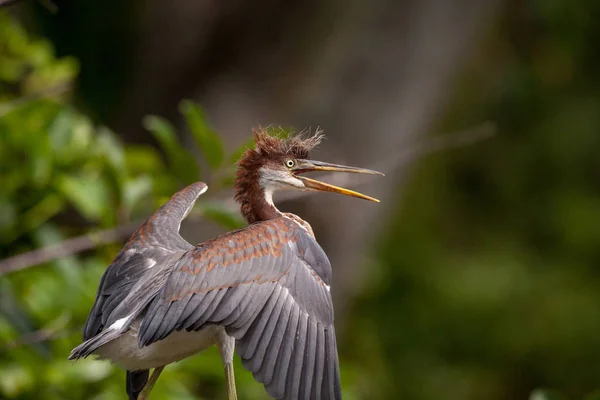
(217, 332, 237, 400)
(224, 362, 238, 400)
(137, 366, 164, 400)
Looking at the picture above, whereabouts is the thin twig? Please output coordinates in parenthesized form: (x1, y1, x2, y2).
(410, 121, 496, 158)
(0, 122, 495, 276)
(3, 312, 72, 349)
(0, 222, 141, 275)
(0, 0, 58, 12)
(0, 0, 24, 7)
(0, 82, 72, 118)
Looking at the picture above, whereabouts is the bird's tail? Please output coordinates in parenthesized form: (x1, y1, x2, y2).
(68, 328, 122, 360)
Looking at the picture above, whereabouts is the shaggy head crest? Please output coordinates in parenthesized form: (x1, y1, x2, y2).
(252, 127, 324, 159)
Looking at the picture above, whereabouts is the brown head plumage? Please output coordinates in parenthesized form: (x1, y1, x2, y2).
(234, 126, 382, 224)
(234, 127, 324, 223)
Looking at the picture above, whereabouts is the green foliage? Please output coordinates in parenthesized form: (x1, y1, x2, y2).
(198, 201, 245, 231)
(529, 389, 568, 400)
(0, 12, 250, 400)
(0, 13, 76, 104)
(143, 115, 200, 185)
(143, 100, 253, 193)
(179, 100, 224, 169)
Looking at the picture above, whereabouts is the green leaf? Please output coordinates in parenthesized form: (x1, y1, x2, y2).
(122, 176, 153, 215)
(143, 115, 200, 184)
(218, 174, 235, 188)
(529, 389, 568, 400)
(124, 145, 165, 174)
(33, 223, 81, 285)
(20, 193, 65, 237)
(0, 195, 17, 243)
(229, 136, 255, 164)
(55, 174, 109, 221)
(179, 100, 224, 169)
(0, 364, 34, 397)
(584, 391, 600, 400)
(197, 202, 245, 230)
(62, 358, 113, 383)
(48, 107, 93, 163)
(262, 125, 295, 139)
(95, 127, 125, 173)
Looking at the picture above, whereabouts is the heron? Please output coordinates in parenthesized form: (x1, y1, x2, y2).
(69, 128, 383, 400)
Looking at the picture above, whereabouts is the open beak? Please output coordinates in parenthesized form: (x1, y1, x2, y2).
(293, 159, 384, 202)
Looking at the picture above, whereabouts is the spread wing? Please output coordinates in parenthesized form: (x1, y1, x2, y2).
(82, 182, 208, 341)
(138, 217, 342, 400)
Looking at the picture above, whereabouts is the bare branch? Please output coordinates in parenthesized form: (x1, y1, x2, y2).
(2, 313, 72, 349)
(0, 0, 58, 12)
(0, 82, 72, 118)
(412, 122, 496, 158)
(0, 222, 141, 276)
(0, 122, 495, 276)
(0, 0, 24, 7)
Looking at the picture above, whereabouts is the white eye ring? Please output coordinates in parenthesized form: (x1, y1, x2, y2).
(285, 159, 295, 168)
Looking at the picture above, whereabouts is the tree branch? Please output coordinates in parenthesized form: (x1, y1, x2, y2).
(0, 82, 72, 118)
(0, 0, 24, 7)
(2, 313, 72, 350)
(0, 0, 58, 12)
(0, 222, 141, 275)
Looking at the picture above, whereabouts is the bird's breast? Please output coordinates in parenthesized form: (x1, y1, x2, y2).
(94, 319, 223, 371)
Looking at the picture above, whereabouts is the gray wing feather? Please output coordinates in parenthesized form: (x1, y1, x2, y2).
(188, 290, 227, 330)
(245, 286, 287, 373)
(178, 292, 210, 330)
(238, 284, 282, 360)
(299, 318, 318, 400)
(137, 217, 341, 399)
(259, 292, 293, 387)
(287, 310, 308, 399)
(312, 325, 326, 400)
(212, 284, 253, 324)
(230, 283, 268, 332)
(324, 328, 342, 399)
(268, 301, 299, 396)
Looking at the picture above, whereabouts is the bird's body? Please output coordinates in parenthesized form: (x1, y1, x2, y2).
(95, 319, 228, 371)
(69, 129, 383, 400)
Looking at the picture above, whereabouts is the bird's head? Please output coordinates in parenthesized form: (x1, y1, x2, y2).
(235, 128, 383, 223)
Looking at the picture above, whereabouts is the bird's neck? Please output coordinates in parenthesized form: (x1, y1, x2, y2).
(236, 184, 281, 224)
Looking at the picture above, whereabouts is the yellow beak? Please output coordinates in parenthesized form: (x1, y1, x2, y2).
(293, 160, 384, 202)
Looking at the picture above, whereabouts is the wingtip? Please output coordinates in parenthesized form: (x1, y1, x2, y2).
(68, 348, 82, 361)
(192, 181, 208, 192)
(190, 181, 208, 193)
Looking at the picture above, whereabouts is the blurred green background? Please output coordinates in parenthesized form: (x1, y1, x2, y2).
(1, 1, 600, 399)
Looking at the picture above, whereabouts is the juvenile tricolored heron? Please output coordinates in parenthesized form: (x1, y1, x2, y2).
(69, 129, 383, 400)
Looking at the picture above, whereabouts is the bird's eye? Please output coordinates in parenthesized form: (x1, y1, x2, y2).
(285, 159, 295, 168)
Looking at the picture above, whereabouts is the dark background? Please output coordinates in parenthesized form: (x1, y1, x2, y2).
(1, 0, 600, 399)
